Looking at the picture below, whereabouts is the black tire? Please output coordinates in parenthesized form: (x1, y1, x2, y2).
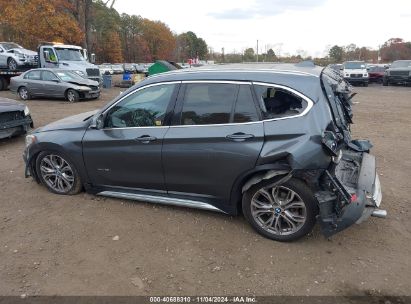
(35, 151, 82, 195)
(66, 89, 79, 103)
(382, 78, 388, 86)
(242, 178, 318, 242)
(18, 86, 31, 100)
(8, 58, 18, 71)
(364, 82, 368, 87)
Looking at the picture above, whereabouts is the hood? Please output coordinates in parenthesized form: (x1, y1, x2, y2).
(10, 48, 37, 56)
(0, 97, 26, 113)
(66, 78, 99, 87)
(35, 110, 98, 133)
(343, 68, 366, 74)
(58, 60, 98, 71)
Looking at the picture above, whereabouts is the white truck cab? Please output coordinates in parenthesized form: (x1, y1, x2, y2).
(342, 61, 369, 86)
(38, 43, 100, 83)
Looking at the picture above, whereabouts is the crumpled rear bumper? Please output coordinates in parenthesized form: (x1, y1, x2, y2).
(316, 151, 385, 237)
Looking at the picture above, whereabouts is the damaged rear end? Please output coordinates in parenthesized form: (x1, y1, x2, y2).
(316, 67, 385, 237)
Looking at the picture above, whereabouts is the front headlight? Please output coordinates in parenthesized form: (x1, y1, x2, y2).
(76, 86, 91, 91)
(75, 70, 86, 77)
(24, 106, 30, 116)
(25, 134, 37, 147)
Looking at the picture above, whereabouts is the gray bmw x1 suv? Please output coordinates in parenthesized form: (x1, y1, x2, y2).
(23, 63, 385, 241)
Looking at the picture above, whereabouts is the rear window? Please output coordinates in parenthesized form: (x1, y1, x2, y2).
(254, 85, 308, 120)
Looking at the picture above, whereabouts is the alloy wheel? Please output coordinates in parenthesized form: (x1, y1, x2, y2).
(67, 90, 76, 102)
(39, 154, 75, 193)
(251, 185, 307, 236)
(8, 59, 17, 70)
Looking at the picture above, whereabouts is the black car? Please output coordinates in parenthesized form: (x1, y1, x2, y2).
(23, 64, 385, 242)
(0, 97, 33, 139)
(383, 60, 411, 86)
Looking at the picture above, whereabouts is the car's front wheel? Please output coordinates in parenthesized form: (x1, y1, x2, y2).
(242, 178, 318, 242)
(36, 151, 82, 195)
(66, 89, 79, 103)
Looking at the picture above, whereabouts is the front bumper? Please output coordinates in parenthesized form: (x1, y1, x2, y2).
(344, 77, 369, 84)
(385, 75, 411, 84)
(0, 116, 33, 139)
(316, 150, 384, 237)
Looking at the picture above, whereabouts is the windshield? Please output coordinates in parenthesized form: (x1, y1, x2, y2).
(344, 62, 366, 69)
(55, 71, 85, 81)
(55, 48, 85, 61)
(391, 61, 411, 68)
(1, 43, 22, 50)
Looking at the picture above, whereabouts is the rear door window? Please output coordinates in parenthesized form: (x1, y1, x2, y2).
(180, 83, 238, 125)
(24, 70, 41, 80)
(254, 85, 308, 120)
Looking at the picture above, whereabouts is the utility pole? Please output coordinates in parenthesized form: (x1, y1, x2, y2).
(256, 40, 259, 62)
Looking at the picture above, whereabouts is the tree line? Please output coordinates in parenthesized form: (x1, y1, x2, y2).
(0, 0, 208, 63)
(328, 38, 411, 63)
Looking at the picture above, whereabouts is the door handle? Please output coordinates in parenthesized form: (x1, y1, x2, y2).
(226, 132, 255, 142)
(135, 135, 157, 143)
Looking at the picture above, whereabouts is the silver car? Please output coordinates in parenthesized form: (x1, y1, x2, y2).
(10, 68, 100, 102)
(0, 42, 38, 71)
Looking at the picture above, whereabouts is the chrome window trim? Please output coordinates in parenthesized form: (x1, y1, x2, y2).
(99, 80, 314, 130)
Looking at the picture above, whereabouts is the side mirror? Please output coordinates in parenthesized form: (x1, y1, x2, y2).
(51, 79, 60, 83)
(90, 113, 104, 129)
(90, 53, 96, 63)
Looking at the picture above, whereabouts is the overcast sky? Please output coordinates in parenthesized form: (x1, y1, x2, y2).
(114, 0, 411, 57)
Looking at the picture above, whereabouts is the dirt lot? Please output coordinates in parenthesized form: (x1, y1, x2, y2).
(0, 84, 410, 297)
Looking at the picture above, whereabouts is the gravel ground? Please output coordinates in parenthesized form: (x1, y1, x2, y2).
(0, 84, 410, 296)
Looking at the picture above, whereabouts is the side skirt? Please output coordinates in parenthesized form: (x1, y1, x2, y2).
(97, 191, 227, 214)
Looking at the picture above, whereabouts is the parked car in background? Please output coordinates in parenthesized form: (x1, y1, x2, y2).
(367, 65, 386, 83)
(134, 63, 149, 75)
(22, 63, 385, 242)
(99, 64, 114, 75)
(342, 61, 369, 86)
(0, 97, 33, 139)
(123, 63, 136, 73)
(0, 42, 38, 71)
(10, 68, 100, 102)
(383, 60, 411, 86)
(111, 64, 124, 74)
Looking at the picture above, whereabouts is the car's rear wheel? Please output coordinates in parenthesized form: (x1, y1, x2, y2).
(242, 178, 318, 242)
(18, 86, 30, 100)
(8, 58, 18, 71)
(66, 89, 79, 103)
(36, 151, 82, 195)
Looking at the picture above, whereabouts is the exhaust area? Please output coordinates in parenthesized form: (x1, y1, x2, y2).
(371, 209, 387, 218)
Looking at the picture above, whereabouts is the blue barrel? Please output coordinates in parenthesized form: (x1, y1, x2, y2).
(102, 74, 112, 88)
(123, 72, 131, 81)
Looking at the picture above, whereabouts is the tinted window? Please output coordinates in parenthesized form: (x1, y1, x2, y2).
(234, 85, 259, 123)
(42, 71, 59, 81)
(254, 85, 308, 119)
(105, 84, 176, 128)
(181, 83, 237, 125)
(24, 71, 41, 80)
